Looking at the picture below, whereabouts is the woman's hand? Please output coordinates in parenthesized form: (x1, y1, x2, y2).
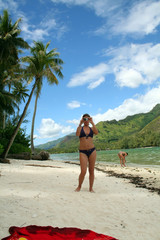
(89, 117, 94, 125)
(89, 117, 98, 134)
(79, 118, 84, 126)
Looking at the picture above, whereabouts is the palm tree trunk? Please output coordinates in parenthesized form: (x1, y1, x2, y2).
(3, 111, 6, 129)
(31, 92, 38, 155)
(16, 109, 20, 125)
(0, 111, 3, 128)
(1, 81, 37, 161)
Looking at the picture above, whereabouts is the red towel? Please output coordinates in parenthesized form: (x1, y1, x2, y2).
(2, 225, 118, 240)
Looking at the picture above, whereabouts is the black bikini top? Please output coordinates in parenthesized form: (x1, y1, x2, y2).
(79, 127, 93, 139)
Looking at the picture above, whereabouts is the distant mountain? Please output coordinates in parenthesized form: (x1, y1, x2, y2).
(93, 103, 160, 149)
(36, 104, 160, 152)
(35, 133, 75, 150)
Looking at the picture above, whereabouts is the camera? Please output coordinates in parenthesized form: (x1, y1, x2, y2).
(83, 117, 89, 121)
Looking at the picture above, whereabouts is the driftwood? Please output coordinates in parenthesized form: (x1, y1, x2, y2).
(0, 151, 50, 163)
(0, 158, 10, 164)
(7, 152, 31, 160)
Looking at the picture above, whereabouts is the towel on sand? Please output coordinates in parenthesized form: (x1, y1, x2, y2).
(2, 225, 118, 240)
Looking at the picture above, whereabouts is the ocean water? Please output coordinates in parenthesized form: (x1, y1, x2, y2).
(50, 147, 160, 167)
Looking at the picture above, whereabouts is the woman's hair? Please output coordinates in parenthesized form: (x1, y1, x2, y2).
(83, 113, 90, 117)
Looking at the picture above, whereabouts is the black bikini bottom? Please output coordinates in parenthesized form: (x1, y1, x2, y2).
(79, 147, 96, 158)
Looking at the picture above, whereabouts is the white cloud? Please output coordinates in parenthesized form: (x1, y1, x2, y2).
(67, 100, 86, 109)
(51, 0, 89, 5)
(42, 19, 57, 30)
(90, 0, 160, 37)
(37, 118, 74, 139)
(21, 16, 65, 41)
(112, 1, 160, 35)
(93, 85, 160, 124)
(0, 1, 68, 42)
(0, 0, 18, 12)
(3, 0, 160, 41)
(50, 0, 160, 37)
(0, 3, 49, 41)
(88, 76, 105, 89)
(68, 43, 160, 89)
(39, 16, 68, 40)
(67, 63, 108, 88)
(61, 126, 74, 134)
(105, 43, 160, 88)
(50, 0, 122, 18)
(67, 119, 80, 125)
(115, 68, 145, 88)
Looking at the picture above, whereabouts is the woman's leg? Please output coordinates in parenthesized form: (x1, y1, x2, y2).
(75, 152, 88, 192)
(118, 153, 122, 166)
(122, 157, 126, 167)
(88, 150, 96, 192)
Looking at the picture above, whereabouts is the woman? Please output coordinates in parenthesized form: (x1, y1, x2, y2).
(75, 113, 98, 192)
(118, 151, 128, 167)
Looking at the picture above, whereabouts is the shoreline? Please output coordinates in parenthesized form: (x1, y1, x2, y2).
(0, 159, 160, 240)
(64, 161, 160, 195)
(96, 163, 160, 195)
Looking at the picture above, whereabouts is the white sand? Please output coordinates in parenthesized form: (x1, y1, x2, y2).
(0, 159, 160, 240)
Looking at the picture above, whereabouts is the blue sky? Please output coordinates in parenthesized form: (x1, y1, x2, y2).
(1, 0, 160, 145)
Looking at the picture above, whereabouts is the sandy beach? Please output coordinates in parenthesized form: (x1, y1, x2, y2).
(0, 159, 160, 240)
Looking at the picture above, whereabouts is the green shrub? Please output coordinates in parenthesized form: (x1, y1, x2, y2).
(0, 125, 30, 155)
(0, 144, 4, 155)
(10, 143, 31, 154)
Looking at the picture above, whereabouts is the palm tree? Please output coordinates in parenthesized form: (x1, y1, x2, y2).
(12, 81, 29, 123)
(1, 41, 64, 160)
(1, 64, 29, 128)
(1, 79, 38, 162)
(0, 9, 29, 130)
(0, 84, 17, 128)
(25, 41, 64, 154)
(0, 9, 29, 69)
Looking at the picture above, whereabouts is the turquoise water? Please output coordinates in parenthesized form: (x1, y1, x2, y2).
(50, 147, 160, 166)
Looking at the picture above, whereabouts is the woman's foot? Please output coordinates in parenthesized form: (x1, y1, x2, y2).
(75, 186, 81, 192)
(89, 189, 95, 193)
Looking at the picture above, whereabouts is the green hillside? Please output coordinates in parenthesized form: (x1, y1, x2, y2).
(93, 104, 160, 149)
(50, 135, 79, 153)
(35, 137, 65, 150)
(115, 115, 160, 149)
(37, 104, 160, 153)
(35, 133, 75, 150)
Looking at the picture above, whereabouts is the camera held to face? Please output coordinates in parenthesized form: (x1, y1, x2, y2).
(83, 117, 89, 121)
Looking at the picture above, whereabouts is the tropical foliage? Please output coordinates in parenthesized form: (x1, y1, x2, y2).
(0, 9, 31, 159)
(0, 10, 64, 161)
(0, 9, 29, 130)
(0, 125, 30, 154)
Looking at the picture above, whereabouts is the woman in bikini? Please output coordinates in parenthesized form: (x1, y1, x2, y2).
(75, 113, 98, 192)
(118, 151, 128, 167)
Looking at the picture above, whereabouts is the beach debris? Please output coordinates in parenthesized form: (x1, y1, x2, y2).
(39, 151, 50, 160)
(26, 164, 61, 168)
(31, 151, 50, 160)
(0, 158, 10, 164)
(95, 167, 160, 195)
